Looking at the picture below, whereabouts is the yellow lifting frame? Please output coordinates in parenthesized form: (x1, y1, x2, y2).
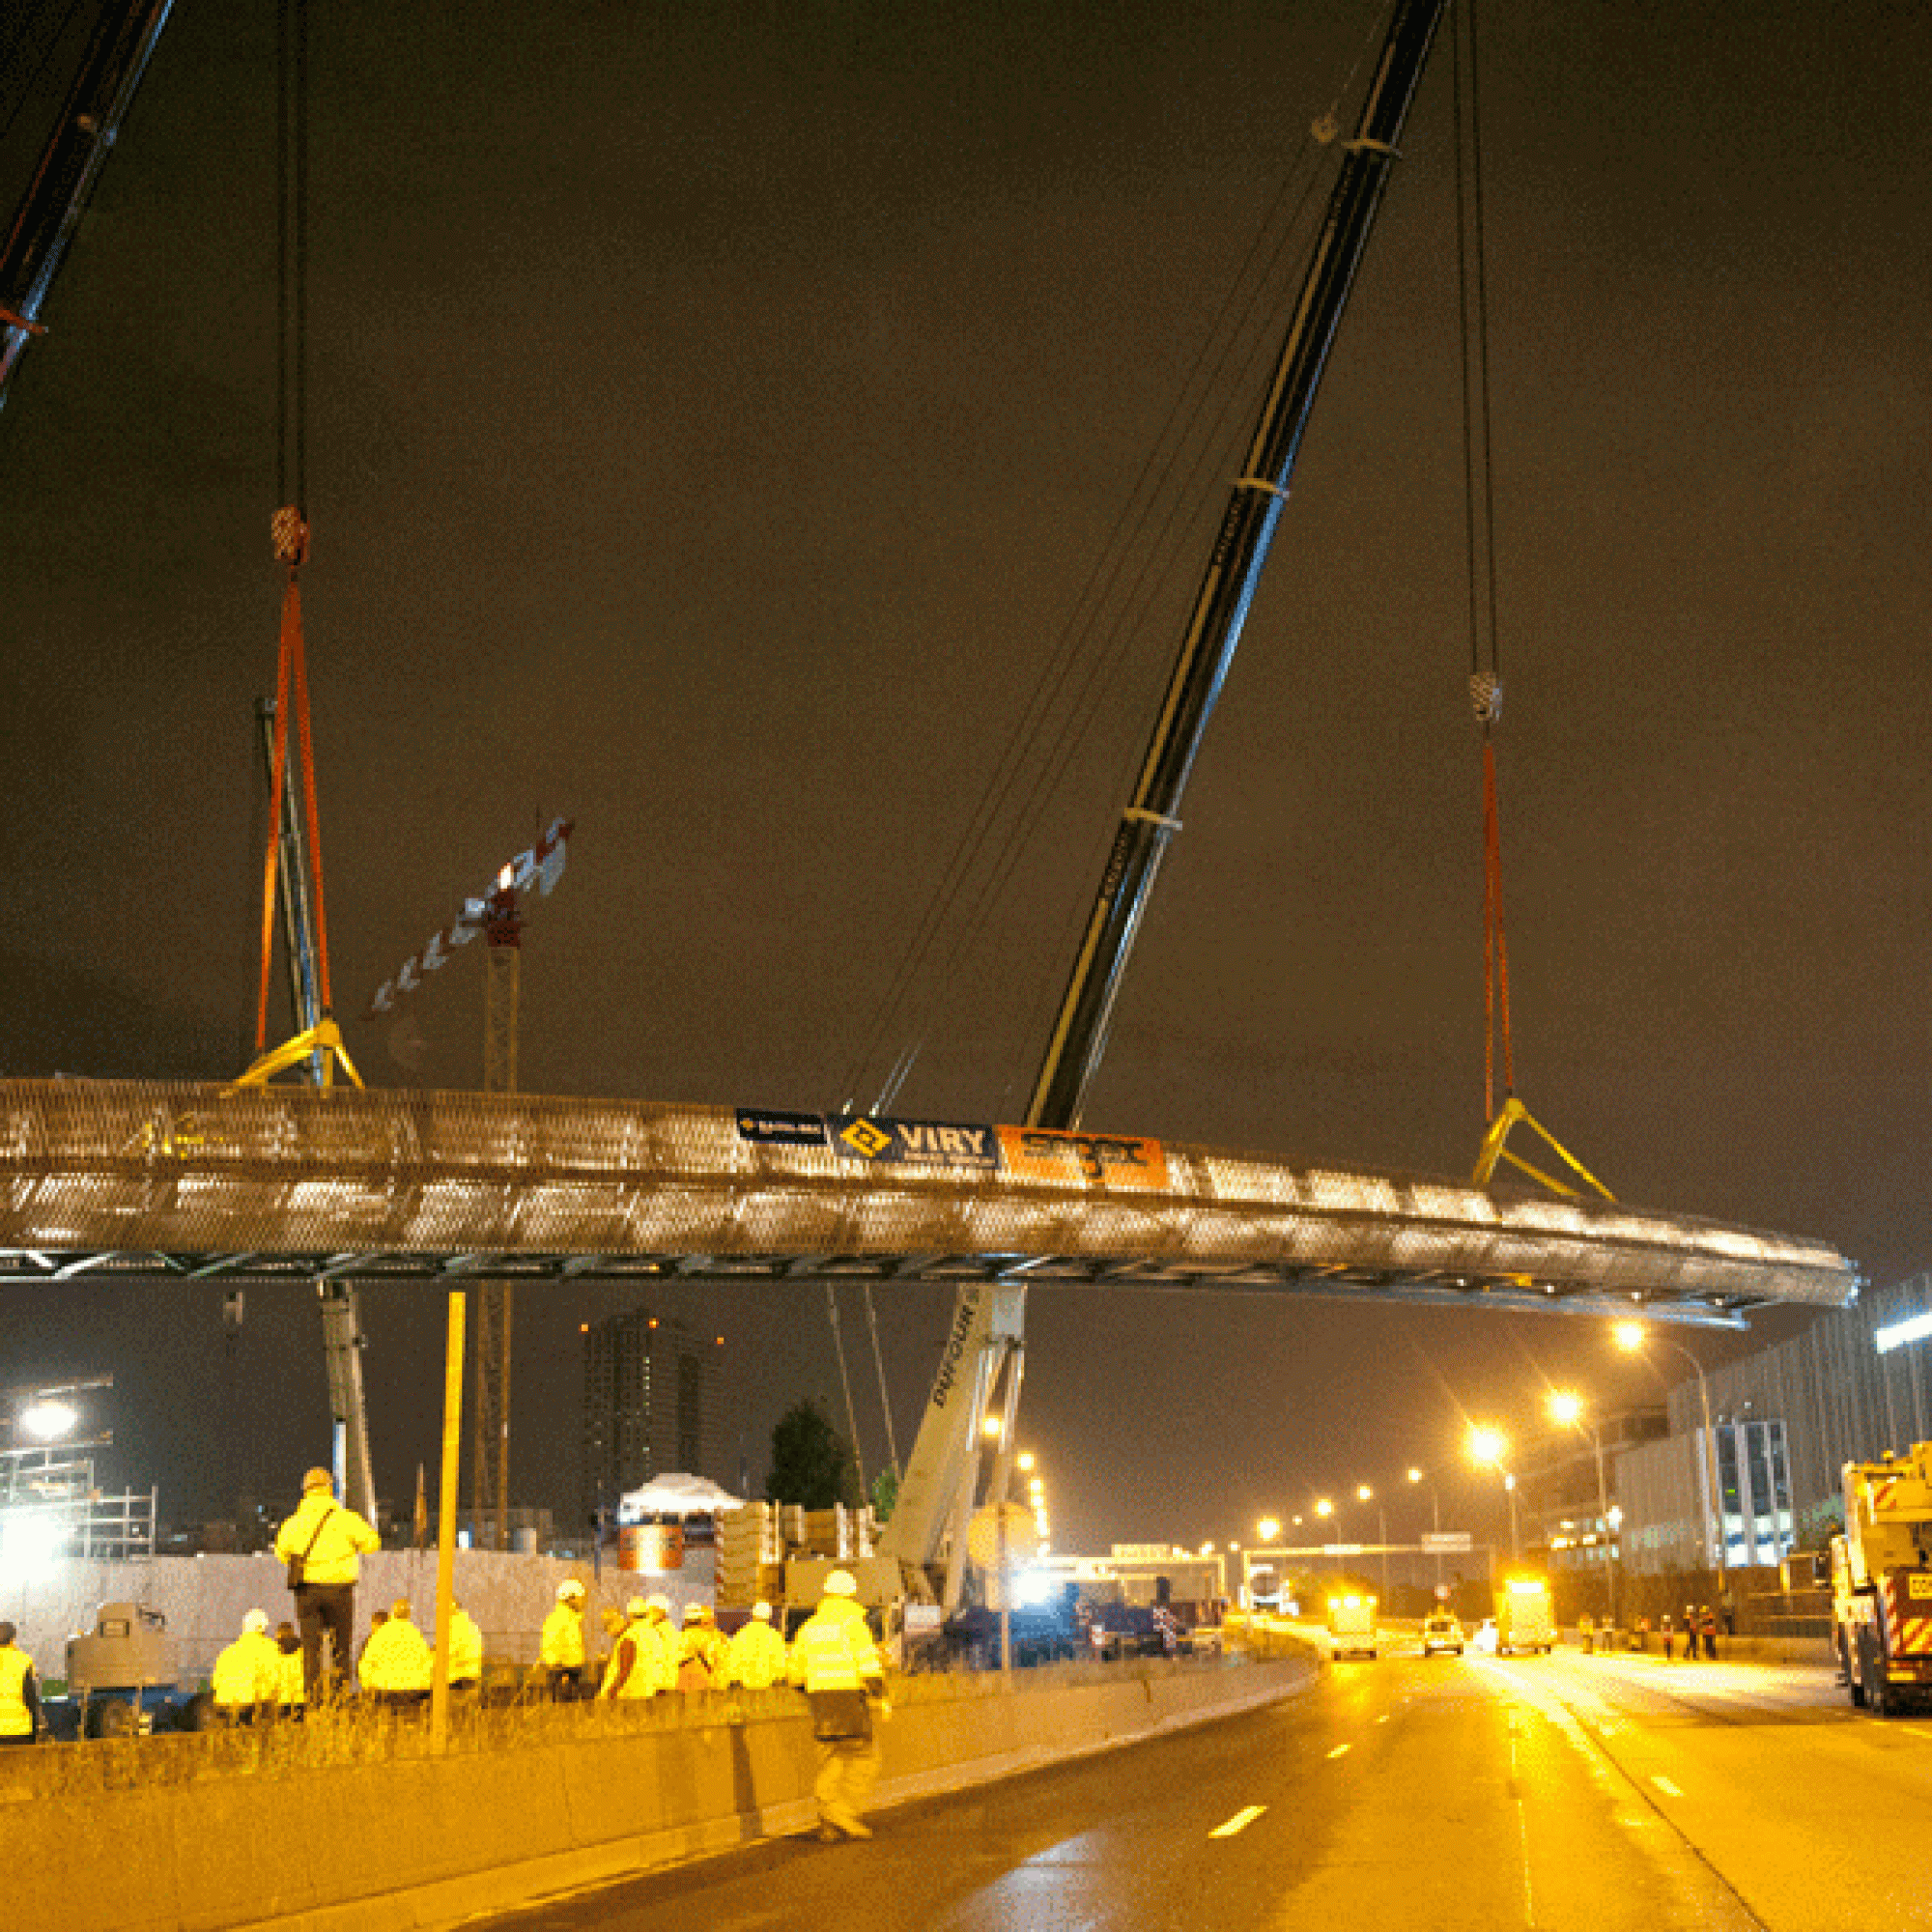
(224, 1016, 364, 1094)
(1472, 1096, 1614, 1203)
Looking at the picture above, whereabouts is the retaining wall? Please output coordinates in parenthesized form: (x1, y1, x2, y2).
(3, 1650, 1317, 1932)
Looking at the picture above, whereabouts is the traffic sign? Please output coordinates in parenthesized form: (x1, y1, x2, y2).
(1422, 1530, 1473, 1552)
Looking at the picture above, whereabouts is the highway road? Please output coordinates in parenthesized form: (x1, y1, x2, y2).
(484, 1647, 1932, 1930)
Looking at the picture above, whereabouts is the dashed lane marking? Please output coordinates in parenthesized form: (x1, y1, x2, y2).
(1326, 1743, 1351, 1759)
(1651, 1775, 1685, 1798)
(1209, 1805, 1266, 1838)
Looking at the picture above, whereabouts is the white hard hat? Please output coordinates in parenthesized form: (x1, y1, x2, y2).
(823, 1569, 858, 1598)
(752, 1601, 773, 1621)
(647, 1593, 671, 1615)
(557, 1579, 585, 1602)
(242, 1608, 269, 1634)
(626, 1596, 649, 1618)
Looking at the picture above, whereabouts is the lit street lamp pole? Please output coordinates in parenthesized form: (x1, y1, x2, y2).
(1549, 1391, 1616, 1630)
(1409, 1466, 1440, 1589)
(1617, 1323, 1725, 1590)
(1468, 1427, 1519, 1565)
(1356, 1484, 1388, 1599)
(1250, 1518, 1282, 1610)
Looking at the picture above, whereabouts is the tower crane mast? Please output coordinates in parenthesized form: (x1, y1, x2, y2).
(369, 818, 572, 1550)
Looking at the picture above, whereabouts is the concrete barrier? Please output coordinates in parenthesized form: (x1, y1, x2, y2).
(4, 1650, 1316, 1932)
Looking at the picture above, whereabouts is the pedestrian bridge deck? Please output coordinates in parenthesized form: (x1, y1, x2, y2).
(0, 1081, 1857, 1325)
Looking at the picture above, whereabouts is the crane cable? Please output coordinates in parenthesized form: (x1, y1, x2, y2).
(1455, 0, 1608, 1203)
(831, 10, 1387, 1120)
(824, 1285, 868, 1501)
(248, 0, 347, 1081)
(1453, 0, 1511, 1123)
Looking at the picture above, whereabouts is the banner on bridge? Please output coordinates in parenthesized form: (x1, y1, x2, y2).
(735, 1110, 1168, 1186)
(735, 1107, 1003, 1171)
(996, 1125, 1168, 1189)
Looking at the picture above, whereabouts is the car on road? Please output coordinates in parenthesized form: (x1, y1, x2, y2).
(1420, 1610, 1465, 1657)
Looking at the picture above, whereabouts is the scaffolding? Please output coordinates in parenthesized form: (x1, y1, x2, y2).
(0, 1444, 155, 1562)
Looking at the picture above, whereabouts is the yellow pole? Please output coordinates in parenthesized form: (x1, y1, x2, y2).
(430, 1291, 466, 1753)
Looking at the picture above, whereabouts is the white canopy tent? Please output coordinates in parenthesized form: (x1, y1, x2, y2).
(617, 1473, 748, 1521)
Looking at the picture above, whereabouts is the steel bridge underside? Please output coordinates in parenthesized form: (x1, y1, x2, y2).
(0, 1083, 1859, 1329)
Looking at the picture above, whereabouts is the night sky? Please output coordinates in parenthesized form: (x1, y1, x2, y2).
(2, 1, 1927, 1556)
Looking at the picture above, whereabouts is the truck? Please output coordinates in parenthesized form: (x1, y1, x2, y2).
(1830, 1443, 1932, 1717)
(1493, 1574, 1555, 1655)
(1327, 1591, 1378, 1659)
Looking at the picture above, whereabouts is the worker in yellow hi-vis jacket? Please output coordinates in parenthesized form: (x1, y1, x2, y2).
(787, 1571, 888, 1841)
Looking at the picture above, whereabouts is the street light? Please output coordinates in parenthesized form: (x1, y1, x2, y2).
(1409, 1464, 1442, 1586)
(1353, 1484, 1389, 1596)
(1617, 1321, 1724, 1588)
(1548, 1388, 1616, 1629)
(1257, 1517, 1282, 1544)
(17, 1402, 76, 1441)
(1468, 1426, 1518, 1560)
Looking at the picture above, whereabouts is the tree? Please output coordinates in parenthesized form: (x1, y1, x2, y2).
(765, 1400, 859, 1509)
(869, 1463, 900, 1523)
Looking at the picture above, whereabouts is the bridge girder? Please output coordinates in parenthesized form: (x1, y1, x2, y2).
(0, 1081, 1858, 1328)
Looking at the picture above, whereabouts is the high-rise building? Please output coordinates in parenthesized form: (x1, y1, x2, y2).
(582, 1307, 725, 1513)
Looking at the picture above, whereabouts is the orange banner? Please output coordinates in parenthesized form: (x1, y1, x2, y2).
(996, 1125, 1168, 1189)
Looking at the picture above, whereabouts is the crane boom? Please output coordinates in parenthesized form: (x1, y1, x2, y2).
(0, 1, 175, 412)
(1026, 0, 1449, 1134)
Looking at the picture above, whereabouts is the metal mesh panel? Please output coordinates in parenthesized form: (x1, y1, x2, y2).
(0, 1080, 1859, 1318)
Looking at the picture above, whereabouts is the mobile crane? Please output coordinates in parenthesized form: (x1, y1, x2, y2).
(855, 0, 1450, 1622)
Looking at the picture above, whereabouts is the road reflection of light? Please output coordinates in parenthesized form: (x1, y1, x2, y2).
(956, 1827, 1115, 1924)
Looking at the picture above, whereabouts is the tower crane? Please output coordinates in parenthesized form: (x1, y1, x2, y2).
(368, 817, 573, 1549)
